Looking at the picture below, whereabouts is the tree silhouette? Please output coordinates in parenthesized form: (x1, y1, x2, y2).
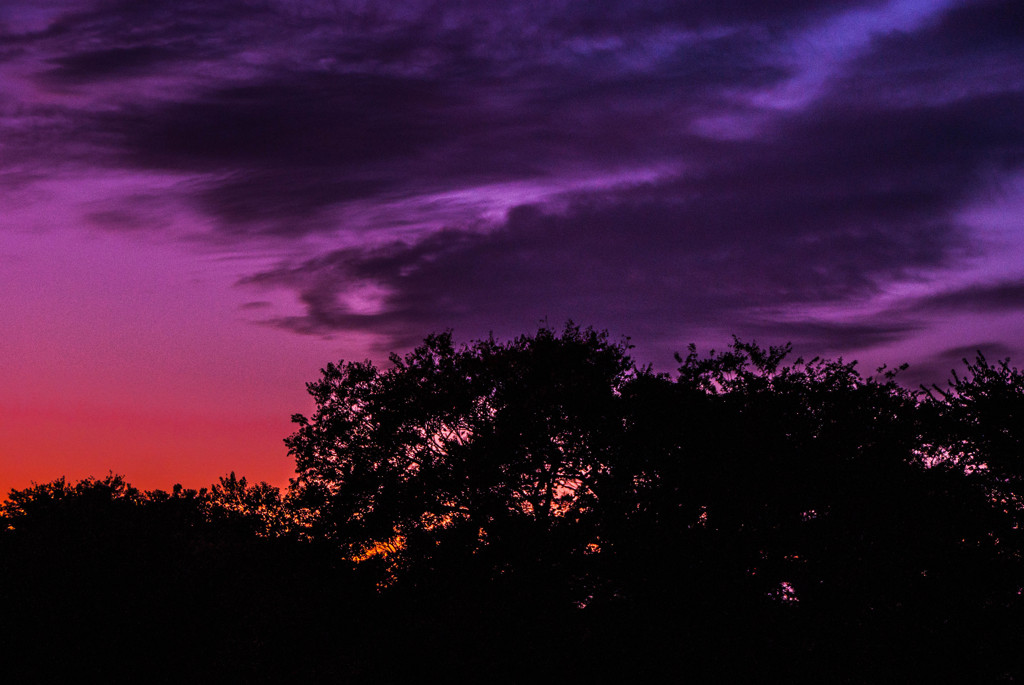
(286, 324, 643, 597)
(4, 328, 1024, 682)
(0, 474, 365, 683)
(925, 352, 1024, 496)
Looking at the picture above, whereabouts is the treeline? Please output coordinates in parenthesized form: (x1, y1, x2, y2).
(3, 325, 1023, 682)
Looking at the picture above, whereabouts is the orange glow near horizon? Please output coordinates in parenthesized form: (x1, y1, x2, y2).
(0, 400, 299, 498)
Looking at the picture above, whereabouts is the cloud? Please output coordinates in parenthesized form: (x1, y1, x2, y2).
(242, 164, 960, 352)
(907, 339, 1023, 389)
(33, 0, 1010, 245)
(40, 45, 180, 83)
(3, 0, 1024, 363)
(742, 319, 921, 353)
(910, 279, 1024, 314)
(6, 1, 792, 234)
(828, 0, 1024, 107)
(238, 45, 1024, 350)
(547, 0, 883, 34)
(938, 342, 1017, 361)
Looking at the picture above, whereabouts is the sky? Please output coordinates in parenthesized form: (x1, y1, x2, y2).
(2, 0, 1023, 494)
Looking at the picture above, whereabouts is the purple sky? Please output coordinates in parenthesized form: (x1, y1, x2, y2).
(3, 0, 1023, 492)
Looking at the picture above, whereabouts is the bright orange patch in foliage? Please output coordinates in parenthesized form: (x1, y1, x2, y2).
(352, 534, 407, 563)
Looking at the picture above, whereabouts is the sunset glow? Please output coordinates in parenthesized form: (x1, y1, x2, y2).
(2, 0, 1023, 494)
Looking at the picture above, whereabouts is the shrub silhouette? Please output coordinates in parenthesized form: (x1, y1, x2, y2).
(3, 327, 1023, 682)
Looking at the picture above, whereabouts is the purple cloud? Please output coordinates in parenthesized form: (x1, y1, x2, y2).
(3, 0, 1023, 366)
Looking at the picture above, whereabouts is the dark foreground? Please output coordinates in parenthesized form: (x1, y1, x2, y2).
(4, 328, 1023, 682)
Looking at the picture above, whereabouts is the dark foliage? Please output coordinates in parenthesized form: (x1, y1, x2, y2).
(3, 325, 1024, 682)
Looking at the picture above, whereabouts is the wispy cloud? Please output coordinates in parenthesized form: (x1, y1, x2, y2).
(2, 0, 1023, 362)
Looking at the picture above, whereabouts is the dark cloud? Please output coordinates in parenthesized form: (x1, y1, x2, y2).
(2, 0, 807, 226)
(938, 342, 1017, 361)
(242, 168, 959, 354)
(907, 340, 1024, 389)
(743, 319, 921, 354)
(94, 71, 458, 231)
(240, 64, 1024, 350)
(906, 0, 1024, 52)
(192, 172, 396, 229)
(78, 193, 174, 232)
(115, 74, 452, 171)
(3, 0, 1024, 364)
(549, 0, 883, 34)
(42, 0, 1012, 243)
(32, 0, 276, 42)
(910, 280, 1024, 314)
(832, 0, 1024, 106)
(41, 45, 179, 83)
(67, 45, 782, 233)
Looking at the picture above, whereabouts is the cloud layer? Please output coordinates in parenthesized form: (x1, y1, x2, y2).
(4, 0, 1024, 368)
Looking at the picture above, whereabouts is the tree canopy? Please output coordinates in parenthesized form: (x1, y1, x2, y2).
(3, 325, 1024, 682)
(286, 325, 640, 588)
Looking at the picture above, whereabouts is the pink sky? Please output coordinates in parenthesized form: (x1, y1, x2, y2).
(1, 216, 352, 492)
(3, 0, 1024, 495)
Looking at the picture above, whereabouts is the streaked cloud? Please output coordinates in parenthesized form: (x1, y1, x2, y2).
(2, 0, 1023, 367)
